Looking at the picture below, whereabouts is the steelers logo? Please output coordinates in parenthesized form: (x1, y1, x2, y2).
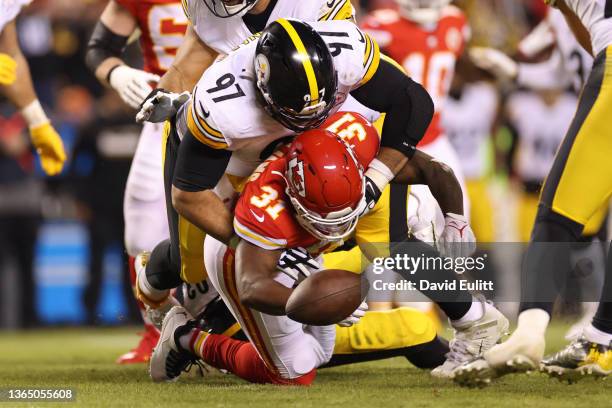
(255, 54, 270, 85)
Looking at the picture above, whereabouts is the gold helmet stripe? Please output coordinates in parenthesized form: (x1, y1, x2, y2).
(277, 19, 319, 107)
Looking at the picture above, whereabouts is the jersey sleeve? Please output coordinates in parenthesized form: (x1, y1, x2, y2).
(183, 86, 229, 150)
(318, 20, 381, 89)
(317, 0, 355, 22)
(233, 184, 289, 250)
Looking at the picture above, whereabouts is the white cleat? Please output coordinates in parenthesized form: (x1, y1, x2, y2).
(431, 300, 509, 379)
(149, 306, 197, 382)
(453, 309, 549, 387)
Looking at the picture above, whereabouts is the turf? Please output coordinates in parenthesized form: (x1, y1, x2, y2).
(0, 323, 609, 408)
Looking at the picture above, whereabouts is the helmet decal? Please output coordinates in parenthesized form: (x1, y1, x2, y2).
(255, 54, 270, 85)
(288, 157, 306, 197)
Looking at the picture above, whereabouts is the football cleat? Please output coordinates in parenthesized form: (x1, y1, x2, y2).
(540, 337, 612, 382)
(116, 323, 159, 364)
(453, 309, 548, 387)
(149, 306, 201, 382)
(431, 300, 509, 379)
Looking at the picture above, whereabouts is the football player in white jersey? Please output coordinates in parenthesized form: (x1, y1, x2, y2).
(0, 0, 66, 176)
(454, 0, 612, 386)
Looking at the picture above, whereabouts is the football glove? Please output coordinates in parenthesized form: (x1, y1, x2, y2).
(109, 65, 160, 109)
(469, 47, 518, 82)
(438, 213, 476, 260)
(30, 122, 67, 176)
(338, 301, 368, 327)
(0, 53, 17, 86)
(277, 247, 320, 282)
(135, 88, 190, 123)
(360, 175, 382, 217)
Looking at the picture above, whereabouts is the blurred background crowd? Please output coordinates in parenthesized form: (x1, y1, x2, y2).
(0, 0, 605, 329)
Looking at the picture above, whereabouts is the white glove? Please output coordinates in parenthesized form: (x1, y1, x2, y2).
(338, 301, 368, 327)
(438, 213, 476, 259)
(469, 47, 518, 82)
(135, 89, 191, 123)
(277, 247, 320, 282)
(109, 65, 160, 109)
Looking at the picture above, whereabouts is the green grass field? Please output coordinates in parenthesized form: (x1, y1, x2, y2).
(0, 323, 609, 408)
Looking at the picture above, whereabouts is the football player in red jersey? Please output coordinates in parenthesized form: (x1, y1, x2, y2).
(148, 113, 507, 384)
(361, 0, 471, 245)
(85, 0, 188, 364)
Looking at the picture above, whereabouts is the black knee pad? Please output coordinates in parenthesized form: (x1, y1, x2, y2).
(147, 239, 183, 290)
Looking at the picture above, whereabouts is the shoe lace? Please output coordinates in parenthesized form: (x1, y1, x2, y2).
(445, 337, 472, 364)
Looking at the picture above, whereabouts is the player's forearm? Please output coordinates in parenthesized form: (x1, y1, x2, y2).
(0, 22, 35, 108)
(1, 51, 35, 109)
(394, 151, 463, 216)
(171, 187, 235, 244)
(556, 0, 593, 55)
(158, 26, 217, 92)
(235, 241, 290, 315)
(86, 1, 136, 85)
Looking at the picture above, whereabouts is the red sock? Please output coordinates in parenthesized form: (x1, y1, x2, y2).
(189, 331, 315, 385)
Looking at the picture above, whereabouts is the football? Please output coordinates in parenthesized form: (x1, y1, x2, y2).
(285, 269, 368, 325)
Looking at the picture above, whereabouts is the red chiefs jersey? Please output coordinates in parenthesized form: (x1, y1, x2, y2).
(233, 112, 379, 256)
(115, 0, 188, 76)
(361, 6, 469, 146)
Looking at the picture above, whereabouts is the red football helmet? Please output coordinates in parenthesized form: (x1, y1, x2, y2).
(323, 112, 380, 169)
(285, 129, 365, 240)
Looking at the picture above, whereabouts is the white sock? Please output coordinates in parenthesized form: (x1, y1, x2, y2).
(137, 266, 169, 303)
(516, 308, 550, 335)
(584, 324, 612, 346)
(451, 297, 484, 328)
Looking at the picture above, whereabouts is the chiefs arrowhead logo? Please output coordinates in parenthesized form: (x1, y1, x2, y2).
(288, 157, 306, 197)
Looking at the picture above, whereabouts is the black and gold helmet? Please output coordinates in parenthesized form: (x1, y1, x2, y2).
(255, 19, 338, 132)
(203, 0, 259, 18)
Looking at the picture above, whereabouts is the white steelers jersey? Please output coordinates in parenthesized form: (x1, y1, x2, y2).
(517, 9, 593, 92)
(549, 9, 593, 88)
(0, 0, 31, 33)
(442, 82, 498, 180)
(181, 0, 354, 54)
(547, 0, 612, 55)
(179, 19, 380, 171)
(506, 91, 578, 182)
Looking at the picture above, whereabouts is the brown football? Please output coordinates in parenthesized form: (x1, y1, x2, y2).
(285, 269, 368, 325)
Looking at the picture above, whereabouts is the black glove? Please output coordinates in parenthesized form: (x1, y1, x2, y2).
(361, 175, 382, 216)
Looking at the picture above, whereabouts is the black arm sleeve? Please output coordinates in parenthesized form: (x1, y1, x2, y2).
(173, 131, 232, 192)
(350, 58, 434, 158)
(85, 21, 129, 74)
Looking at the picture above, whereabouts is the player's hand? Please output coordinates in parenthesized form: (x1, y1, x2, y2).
(277, 247, 320, 282)
(109, 65, 160, 109)
(0, 53, 17, 86)
(438, 213, 476, 260)
(338, 301, 368, 327)
(136, 88, 190, 123)
(359, 175, 382, 217)
(30, 122, 67, 176)
(469, 47, 518, 82)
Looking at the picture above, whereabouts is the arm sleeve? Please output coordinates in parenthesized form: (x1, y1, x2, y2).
(85, 21, 129, 74)
(350, 57, 434, 158)
(172, 130, 231, 192)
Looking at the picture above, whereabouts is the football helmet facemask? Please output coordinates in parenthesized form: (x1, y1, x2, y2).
(396, 0, 451, 25)
(285, 129, 365, 241)
(202, 0, 259, 18)
(255, 19, 338, 132)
